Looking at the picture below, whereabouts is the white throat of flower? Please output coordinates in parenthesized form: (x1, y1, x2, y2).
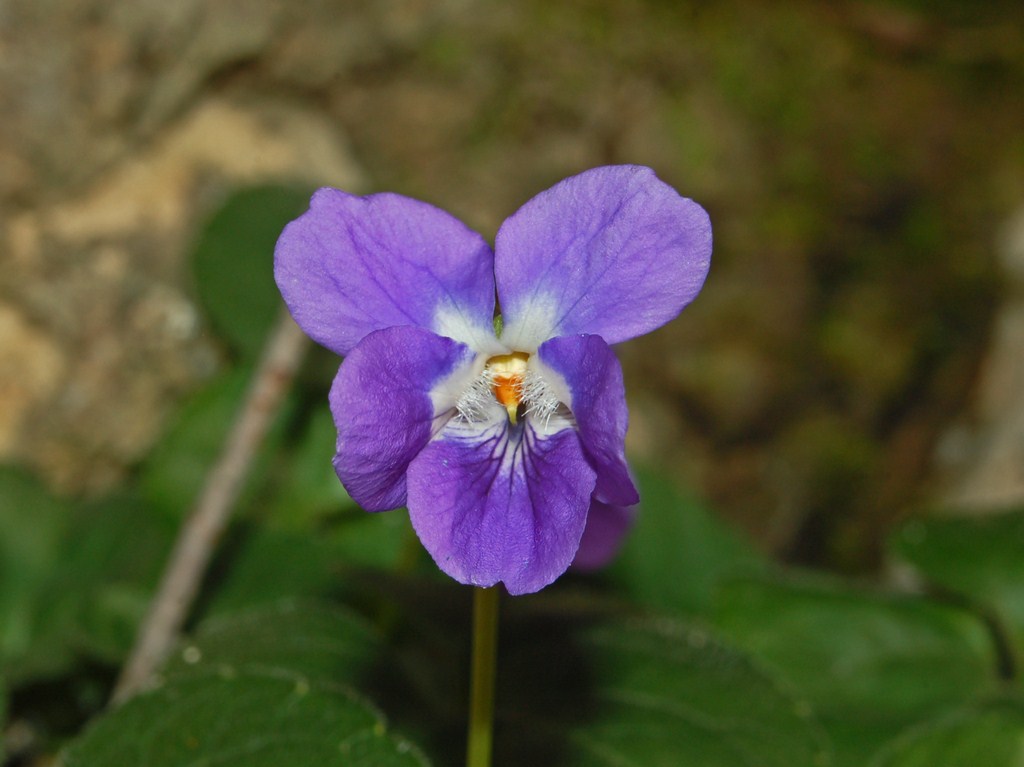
(456, 352, 562, 429)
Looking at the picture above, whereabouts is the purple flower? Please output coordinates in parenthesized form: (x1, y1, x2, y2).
(274, 165, 711, 594)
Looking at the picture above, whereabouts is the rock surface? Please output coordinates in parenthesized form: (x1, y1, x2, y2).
(936, 205, 1024, 510)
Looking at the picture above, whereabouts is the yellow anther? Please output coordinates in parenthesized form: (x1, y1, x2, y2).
(486, 352, 530, 424)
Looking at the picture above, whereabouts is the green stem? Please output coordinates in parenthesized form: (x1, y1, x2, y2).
(466, 586, 500, 767)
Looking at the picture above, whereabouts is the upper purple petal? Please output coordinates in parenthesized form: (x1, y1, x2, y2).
(495, 165, 712, 350)
(536, 334, 639, 506)
(572, 500, 637, 571)
(330, 325, 479, 511)
(406, 419, 597, 595)
(275, 188, 497, 356)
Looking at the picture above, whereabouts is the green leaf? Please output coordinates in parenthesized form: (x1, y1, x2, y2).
(264, 408, 355, 529)
(504, 616, 831, 767)
(870, 695, 1024, 767)
(199, 513, 412, 620)
(48, 494, 174, 660)
(62, 601, 428, 767)
(199, 527, 343, 616)
(890, 509, 1024, 664)
(0, 467, 68, 666)
(140, 368, 405, 621)
(0, 673, 7, 760)
(63, 672, 427, 767)
(166, 600, 383, 688)
(604, 468, 766, 615)
(8, 492, 175, 682)
(140, 368, 251, 520)
(139, 367, 295, 521)
(713, 574, 999, 767)
(191, 184, 312, 359)
(324, 509, 413, 571)
(258, 407, 411, 571)
(312, 580, 829, 766)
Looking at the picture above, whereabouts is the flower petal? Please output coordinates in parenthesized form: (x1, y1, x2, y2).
(275, 188, 497, 356)
(496, 165, 712, 350)
(572, 500, 637, 571)
(330, 325, 480, 511)
(406, 420, 597, 595)
(535, 334, 639, 506)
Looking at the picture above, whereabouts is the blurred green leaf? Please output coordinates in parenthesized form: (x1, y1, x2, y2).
(62, 601, 428, 767)
(165, 600, 383, 691)
(259, 406, 411, 571)
(139, 367, 295, 522)
(200, 527, 343, 617)
(0, 467, 69, 665)
(132, 360, 406, 622)
(7, 492, 175, 683)
(200, 515, 410, 620)
(890, 509, 1024, 663)
(325, 509, 412, 571)
(0, 673, 7, 758)
(191, 184, 312, 359)
(869, 695, 1024, 767)
(713, 574, 999, 767)
(501, 615, 831, 767)
(139, 368, 251, 520)
(48, 495, 173, 660)
(604, 468, 767, 615)
(264, 408, 354, 528)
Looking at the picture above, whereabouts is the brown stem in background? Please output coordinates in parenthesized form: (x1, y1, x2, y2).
(111, 311, 308, 705)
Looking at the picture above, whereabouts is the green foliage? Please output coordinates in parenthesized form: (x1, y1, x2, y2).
(0, 471, 175, 685)
(605, 468, 767, 615)
(6, 384, 1024, 766)
(0, 467, 68, 668)
(714, 574, 999, 767)
(191, 185, 313, 360)
(264, 409, 354, 527)
(58, 597, 831, 767)
(511, 617, 831, 766)
(64, 672, 427, 767)
(23, 493, 175, 675)
(7, 356, 1024, 766)
(136, 362, 305, 524)
(0, 674, 6, 760)
(61, 603, 428, 767)
(196, 519, 406, 619)
(868, 695, 1024, 767)
(139, 367, 263, 521)
(890, 508, 1024, 665)
(163, 601, 382, 683)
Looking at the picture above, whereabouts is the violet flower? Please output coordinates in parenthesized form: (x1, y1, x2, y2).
(274, 165, 711, 594)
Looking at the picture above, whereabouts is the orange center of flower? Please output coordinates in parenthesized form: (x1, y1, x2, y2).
(486, 351, 530, 424)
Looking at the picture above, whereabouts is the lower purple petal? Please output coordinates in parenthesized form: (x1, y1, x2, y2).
(537, 334, 639, 506)
(406, 420, 597, 595)
(572, 500, 637, 571)
(330, 325, 478, 511)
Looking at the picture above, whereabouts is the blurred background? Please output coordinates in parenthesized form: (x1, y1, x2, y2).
(2, 0, 1021, 567)
(3, 2, 1024, 765)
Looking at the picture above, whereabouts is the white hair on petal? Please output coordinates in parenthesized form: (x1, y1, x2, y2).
(521, 369, 561, 430)
(430, 352, 486, 415)
(451, 348, 575, 435)
(455, 366, 499, 423)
